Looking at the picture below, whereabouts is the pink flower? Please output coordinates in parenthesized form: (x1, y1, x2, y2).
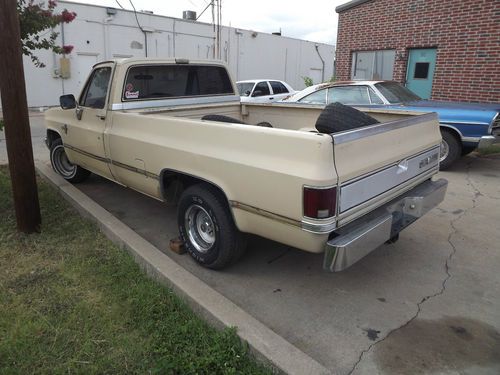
(62, 45, 74, 54)
(61, 9, 76, 23)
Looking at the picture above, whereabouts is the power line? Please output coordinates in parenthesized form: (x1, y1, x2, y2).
(115, 0, 125, 10)
(196, 0, 213, 20)
(128, 0, 148, 57)
(128, 0, 143, 31)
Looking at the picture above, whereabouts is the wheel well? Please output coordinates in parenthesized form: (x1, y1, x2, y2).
(159, 169, 231, 207)
(46, 129, 61, 148)
(440, 126, 462, 144)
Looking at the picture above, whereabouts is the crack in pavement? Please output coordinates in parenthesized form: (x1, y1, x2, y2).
(347, 160, 480, 375)
(466, 159, 500, 201)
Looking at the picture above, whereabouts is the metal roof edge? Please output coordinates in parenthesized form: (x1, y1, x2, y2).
(59, 0, 335, 47)
(336, 0, 373, 13)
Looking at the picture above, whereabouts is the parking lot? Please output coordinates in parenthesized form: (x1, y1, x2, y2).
(3, 117, 500, 374)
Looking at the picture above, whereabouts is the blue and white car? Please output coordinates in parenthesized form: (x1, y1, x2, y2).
(284, 81, 500, 169)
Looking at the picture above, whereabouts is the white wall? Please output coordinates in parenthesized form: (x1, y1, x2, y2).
(12, 1, 335, 108)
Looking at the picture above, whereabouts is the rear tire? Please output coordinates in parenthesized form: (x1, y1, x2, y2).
(439, 129, 461, 170)
(50, 138, 90, 183)
(177, 183, 246, 269)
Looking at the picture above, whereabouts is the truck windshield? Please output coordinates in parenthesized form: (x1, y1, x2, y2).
(123, 64, 234, 101)
(375, 82, 421, 104)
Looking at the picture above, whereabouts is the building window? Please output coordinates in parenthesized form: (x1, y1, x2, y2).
(351, 50, 395, 80)
(413, 62, 430, 79)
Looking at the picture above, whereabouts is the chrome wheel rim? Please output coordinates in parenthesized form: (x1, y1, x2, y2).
(185, 204, 215, 253)
(52, 145, 76, 178)
(439, 139, 449, 163)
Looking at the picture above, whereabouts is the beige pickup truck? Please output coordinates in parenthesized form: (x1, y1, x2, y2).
(45, 58, 447, 272)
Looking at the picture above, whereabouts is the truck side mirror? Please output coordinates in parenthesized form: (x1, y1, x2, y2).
(60, 94, 76, 110)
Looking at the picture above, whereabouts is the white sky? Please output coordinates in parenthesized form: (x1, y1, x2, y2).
(64, 0, 349, 45)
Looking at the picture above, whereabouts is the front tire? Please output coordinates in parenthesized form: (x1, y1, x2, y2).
(50, 138, 90, 183)
(177, 184, 246, 269)
(461, 145, 476, 156)
(439, 129, 461, 170)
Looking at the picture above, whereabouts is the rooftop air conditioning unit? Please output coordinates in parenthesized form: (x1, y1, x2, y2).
(182, 10, 197, 21)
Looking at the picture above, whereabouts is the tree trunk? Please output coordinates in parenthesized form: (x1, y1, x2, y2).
(0, 0, 42, 233)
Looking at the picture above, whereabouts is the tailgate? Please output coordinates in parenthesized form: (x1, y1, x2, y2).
(332, 112, 441, 226)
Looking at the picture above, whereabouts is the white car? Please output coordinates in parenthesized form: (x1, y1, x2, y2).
(237, 79, 295, 103)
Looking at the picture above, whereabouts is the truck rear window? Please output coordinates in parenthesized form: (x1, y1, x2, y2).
(122, 64, 234, 101)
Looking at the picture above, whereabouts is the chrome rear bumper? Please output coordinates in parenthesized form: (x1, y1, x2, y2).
(323, 178, 448, 272)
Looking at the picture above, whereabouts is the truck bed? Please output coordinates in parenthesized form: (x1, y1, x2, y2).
(122, 101, 440, 231)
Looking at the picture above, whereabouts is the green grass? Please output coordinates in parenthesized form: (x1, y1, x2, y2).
(477, 144, 500, 156)
(0, 166, 271, 375)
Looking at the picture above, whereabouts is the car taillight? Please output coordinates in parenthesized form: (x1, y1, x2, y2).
(303, 186, 337, 219)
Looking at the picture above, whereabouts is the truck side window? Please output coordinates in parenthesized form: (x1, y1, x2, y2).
(80, 67, 112, 109)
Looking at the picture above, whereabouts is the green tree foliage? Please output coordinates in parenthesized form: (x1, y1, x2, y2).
(18, 0, 76, 68)
(302, 76, 314, 87)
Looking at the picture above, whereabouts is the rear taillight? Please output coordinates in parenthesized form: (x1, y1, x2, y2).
(303, 186, 337, 219)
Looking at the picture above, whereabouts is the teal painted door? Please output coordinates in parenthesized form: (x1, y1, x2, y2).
(406, 48, 436, 99)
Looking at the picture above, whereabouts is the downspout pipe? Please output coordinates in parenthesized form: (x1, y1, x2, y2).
(103, 16, 114, 59)
(315, 44, 325, 82)
(60, 23, 65, 94)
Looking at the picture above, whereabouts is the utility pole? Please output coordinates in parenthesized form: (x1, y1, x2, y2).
(211, 0, 215, 59)
(0, 0, 41, 233)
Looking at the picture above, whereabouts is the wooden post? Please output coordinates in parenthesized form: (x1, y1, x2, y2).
(0, 0, 41, 233)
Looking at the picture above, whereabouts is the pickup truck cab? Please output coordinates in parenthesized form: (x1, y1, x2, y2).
(45, 58, 447, 272)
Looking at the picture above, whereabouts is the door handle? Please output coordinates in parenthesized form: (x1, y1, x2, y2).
(269, 97, 274, 100)
(96, 115, 106, 120)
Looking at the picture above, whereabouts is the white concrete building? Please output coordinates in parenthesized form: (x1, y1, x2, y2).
(15, 1, 335, 108)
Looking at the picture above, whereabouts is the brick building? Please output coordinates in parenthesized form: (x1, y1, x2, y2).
(335, 0, 499, 103)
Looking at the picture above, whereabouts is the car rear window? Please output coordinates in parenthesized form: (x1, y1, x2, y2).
(123, 64, 234, 101)
(374, 82, 421, 103)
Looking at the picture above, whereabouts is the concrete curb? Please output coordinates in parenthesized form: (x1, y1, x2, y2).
(36, 162, 331, 375)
